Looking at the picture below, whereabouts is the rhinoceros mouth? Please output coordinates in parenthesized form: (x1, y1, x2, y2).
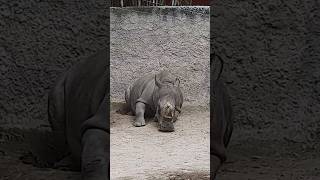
(159, 122, 175, 132)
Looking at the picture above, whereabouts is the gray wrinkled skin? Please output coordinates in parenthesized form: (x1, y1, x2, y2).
(125, 71, 183, 132)
(48, 49, 109, 180)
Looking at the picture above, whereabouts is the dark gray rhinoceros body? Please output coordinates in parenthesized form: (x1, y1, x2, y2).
(125, 71, 183, 132)
(48, 49, 109, 180)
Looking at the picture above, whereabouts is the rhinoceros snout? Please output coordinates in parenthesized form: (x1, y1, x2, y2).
(158, 118, 175, 132)
(157, 97, 178, 132)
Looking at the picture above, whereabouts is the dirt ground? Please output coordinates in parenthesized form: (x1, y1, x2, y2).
(217, 136, 320, 180)
(0, 105, 319, 180)
(110, 105, 210, 179)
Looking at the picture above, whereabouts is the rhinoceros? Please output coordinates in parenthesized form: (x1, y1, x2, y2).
(210, 53, 234, 179)
(48, 49, 109, 180)
(124, 71, 183, 132)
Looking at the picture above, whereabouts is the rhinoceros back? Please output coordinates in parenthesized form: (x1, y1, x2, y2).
(127, 73, 157, 116)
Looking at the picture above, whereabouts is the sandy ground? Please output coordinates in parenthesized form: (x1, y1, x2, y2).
(0, 105, 319, 179)
(110, 106, 210, 179)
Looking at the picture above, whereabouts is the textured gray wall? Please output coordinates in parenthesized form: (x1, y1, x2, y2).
(110, 7, 210, 106)
(211, 0, 320, 147)
(1, 0, 319, 150)
(0, 0, 108, 129)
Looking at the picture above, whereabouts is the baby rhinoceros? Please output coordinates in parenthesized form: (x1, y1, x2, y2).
(125, 71, 183, 132)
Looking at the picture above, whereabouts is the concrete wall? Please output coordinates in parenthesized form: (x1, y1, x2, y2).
(110, 7, 210, 106)
(0, 0, 108, 129)
(211, 0, 320, 147)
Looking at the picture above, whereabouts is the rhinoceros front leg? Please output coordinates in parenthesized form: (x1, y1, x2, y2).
(211, 155, 222, 179)
(133, 102, 146, 127)
(81, 129, 109, 180)
(81, 95, 109, 180)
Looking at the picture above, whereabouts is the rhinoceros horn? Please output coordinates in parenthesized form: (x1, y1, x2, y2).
(175, 78, 180, 87)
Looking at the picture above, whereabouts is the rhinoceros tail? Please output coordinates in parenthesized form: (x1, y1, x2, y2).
(211, 80, 233, 163)
(47, 72, 68, 163)
(220, 83, 233, 148)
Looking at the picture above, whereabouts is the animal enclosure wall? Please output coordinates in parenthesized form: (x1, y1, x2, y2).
(212, 0, 320, 148)
(0, 0, 109, 129)
(110, 7, 210, 106)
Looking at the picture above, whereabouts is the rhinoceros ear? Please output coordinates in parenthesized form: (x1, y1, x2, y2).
(155, 74, 164, 88)
(174, 78, 180, 87)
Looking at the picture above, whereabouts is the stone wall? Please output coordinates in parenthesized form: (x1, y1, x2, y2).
(110, 7, 210, 106)
(211, 0, 320, 147)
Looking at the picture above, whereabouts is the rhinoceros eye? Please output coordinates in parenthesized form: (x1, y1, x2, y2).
(175, 106, 181, 113)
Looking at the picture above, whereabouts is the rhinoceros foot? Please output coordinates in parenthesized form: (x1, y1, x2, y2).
(53, 155, 80, 171)
(133, 117, 146, 127)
